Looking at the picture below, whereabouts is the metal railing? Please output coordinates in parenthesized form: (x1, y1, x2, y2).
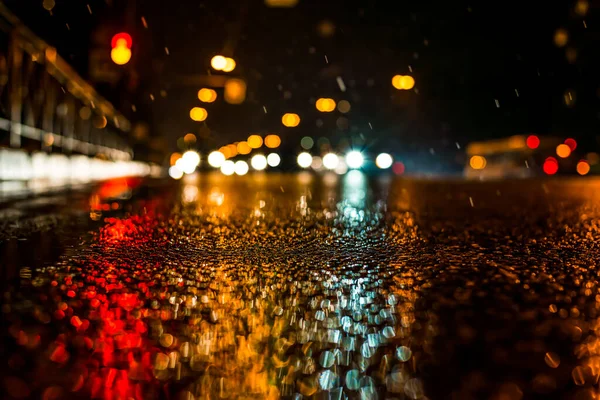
(0, 3, 133, 161)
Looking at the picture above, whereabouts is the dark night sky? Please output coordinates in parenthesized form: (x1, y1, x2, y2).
(4, 0, 600, 166)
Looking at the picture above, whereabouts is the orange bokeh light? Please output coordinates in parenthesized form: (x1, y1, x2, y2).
(247, 135, 263, 149)
(282, 113, 300, 127)
(198, 88, 217, 103)
(237, 141, 251, 155)
(264, 134, 281, 148)
(556, 144, 571, 158)
(577, 160, 590, 176)
(316, 98, 336, 112)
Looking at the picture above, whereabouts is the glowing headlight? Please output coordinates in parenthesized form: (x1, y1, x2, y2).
(297, 152, 313, 169)
(375, 153, 393, 169)
(251, 154, 267, 170)
(345, 151, 364, 169)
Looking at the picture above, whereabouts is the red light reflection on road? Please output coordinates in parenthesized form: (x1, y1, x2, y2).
(91, 177, 143, 212)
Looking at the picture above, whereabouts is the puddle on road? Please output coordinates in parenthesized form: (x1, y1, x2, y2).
(4, 174, 600, 399)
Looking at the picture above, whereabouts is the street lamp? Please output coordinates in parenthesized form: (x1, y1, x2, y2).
(211, 55, 227, 70)
(211, 55, 236, 72)
(392, 75, 415, 90)
(316, 98, 336, 112)
(282, 113, 300, 127)
(198, 88, 217, 103)
(190, 107, 208, 121)
(222, 58, 236, 72)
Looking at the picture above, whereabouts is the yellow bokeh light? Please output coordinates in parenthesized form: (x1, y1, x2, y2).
(224, 79, 247, 104)
(198, 88, 217, 103)
(227, 144, 238, 157)
(554, 29, 568, 47)
(470, 155, 486, 170)
(211, 55, 227, 70)
(190, 107, 207, 121)
(282, 113, 300, 127)
(237, 141, 252, 155)
(184, 133, 196, 143)
(392, 75, 415, 90)
(222, 57, 236, 72)
(247, 135, 263, 149)
(392, 75, 403, 89)
(577, 160, 590, 175)
(111, 46, 132, 65)
(556, 144, 571, 158)
(264, 134, 281, 148)
(316, 98, 336, 112)
(400, 76, 415, 90)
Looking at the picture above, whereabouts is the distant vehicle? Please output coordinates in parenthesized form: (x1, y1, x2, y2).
(464, 135, 595, 179)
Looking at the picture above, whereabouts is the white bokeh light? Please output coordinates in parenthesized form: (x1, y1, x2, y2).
(207, 151, 226, 168)
(322, 153, 339, 170)
(182, 150, 200, 166)
(375, 153, 393, 169)
(267, 153, 281, 167)
(251, 154, 268, 170)
(297, 152, 313, 169)
(176, 157, 197, 174)
(168, 165, 184, 180)
(234, 160, 249, 175)
(220, 160, 235, 176)
(345, 151, 364, 169)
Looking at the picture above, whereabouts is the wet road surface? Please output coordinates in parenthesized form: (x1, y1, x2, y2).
(3, 172, 600, 400)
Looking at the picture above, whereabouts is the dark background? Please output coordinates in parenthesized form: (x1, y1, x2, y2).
(3, 0, 600, 170)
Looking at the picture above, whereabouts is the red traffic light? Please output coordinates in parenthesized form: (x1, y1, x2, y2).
(111, 32, 132, 49)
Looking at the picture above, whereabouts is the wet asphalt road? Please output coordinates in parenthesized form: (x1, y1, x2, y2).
(3, 172, 600, 400)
